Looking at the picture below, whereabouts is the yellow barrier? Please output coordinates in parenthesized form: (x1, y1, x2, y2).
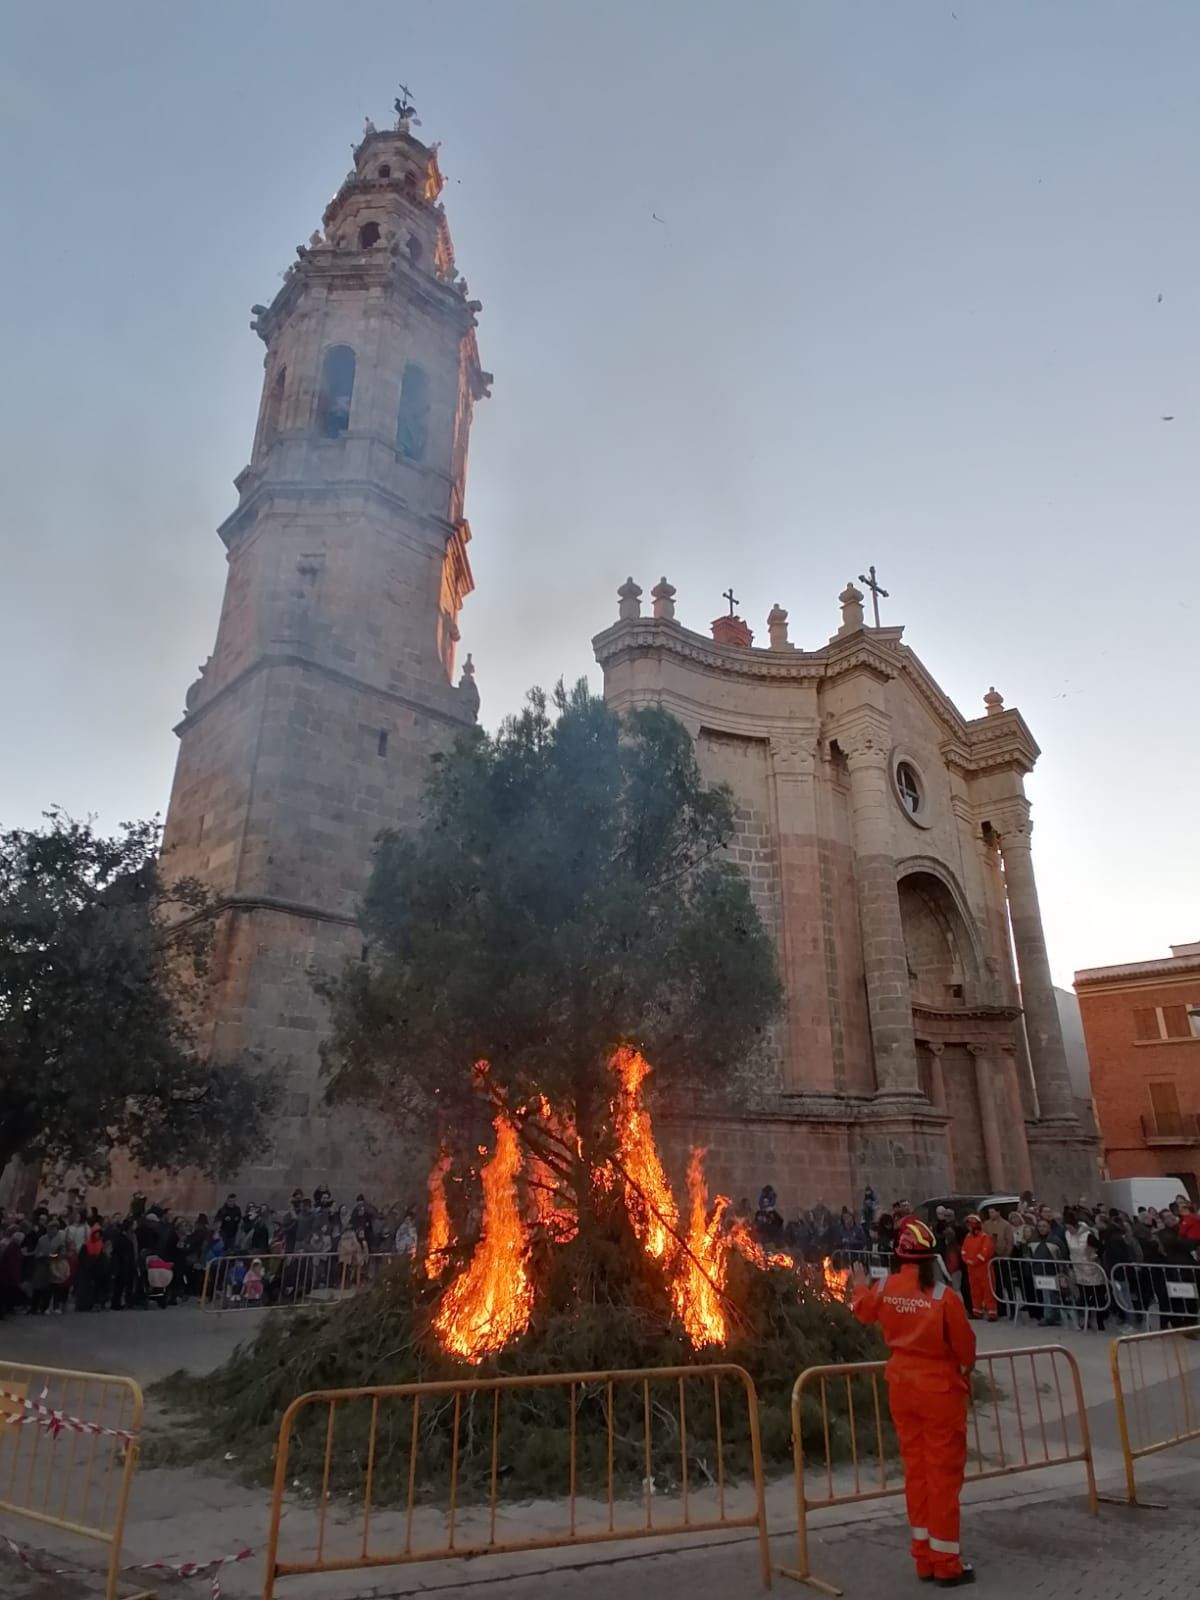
(0, 1360, 144, 1600)
(199, 1249, 399, 1310)
(262, 1364, 771, 1595)
(1111, 1325, 1200, 1503)
(781, 1344, 1096, 1593)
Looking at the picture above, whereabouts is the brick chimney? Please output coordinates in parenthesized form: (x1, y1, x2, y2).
(711, 613, 753, 648)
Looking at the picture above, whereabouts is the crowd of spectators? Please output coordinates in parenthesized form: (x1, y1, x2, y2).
(0, 1187, 420, 1317)
(740, 1184, 1200, 1330)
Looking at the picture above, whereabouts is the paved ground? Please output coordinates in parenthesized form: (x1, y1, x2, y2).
(0, 1311, 1194, 1599)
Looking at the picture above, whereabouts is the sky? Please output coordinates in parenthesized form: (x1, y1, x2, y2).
(1, 1, 1197, 988)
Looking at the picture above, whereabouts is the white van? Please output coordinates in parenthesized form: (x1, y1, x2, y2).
(1099, 1177, 1188, 1214)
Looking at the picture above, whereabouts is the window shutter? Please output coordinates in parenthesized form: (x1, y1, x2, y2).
(1134, 1006, 1161, 1042)
(1161, 1005, 1191, 1040)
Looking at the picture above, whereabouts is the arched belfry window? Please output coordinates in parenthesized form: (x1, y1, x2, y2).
(396, 362, 430, 462)
(358, 221, 381, 249)
(317, 345, 355, 438)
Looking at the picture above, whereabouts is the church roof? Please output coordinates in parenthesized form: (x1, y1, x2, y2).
(593, 594, 1040, 778)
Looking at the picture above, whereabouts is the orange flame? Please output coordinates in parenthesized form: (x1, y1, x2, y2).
(728, 1218, 794, 1271)
(434, 1115, 534, 1364)
(818, 1257, 851, 1300)
(611, 1046, 678, 1259)
(425, 1146, 454, 1280)
(669, 1150, 729, 1347)
(528, 1095, 578, 1243)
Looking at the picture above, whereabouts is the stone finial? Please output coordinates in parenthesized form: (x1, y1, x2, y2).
(837, 581, 865, 636)
(458, 652, 480, 719)
(983, 686, 1004, 717)
(651, 577, 677, 621)
(308, 230, 323, 250)
(711, 613, 753, 648)
(767, 602, 791, 650)
(617, 576, 643, 621)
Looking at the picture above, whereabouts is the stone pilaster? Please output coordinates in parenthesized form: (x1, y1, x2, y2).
(999, 1045, 1035, 1195)
(769, 732, 836, 1093)
(969, 1044, 1007, 1191)
(991, 801, 1076, 1124)
(839, 711, 921, 1097)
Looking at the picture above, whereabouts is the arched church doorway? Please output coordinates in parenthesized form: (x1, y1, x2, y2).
(900, 868, 1004, 1193)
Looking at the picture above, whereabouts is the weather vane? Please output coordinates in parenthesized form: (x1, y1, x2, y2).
(394, 82, 419, 125)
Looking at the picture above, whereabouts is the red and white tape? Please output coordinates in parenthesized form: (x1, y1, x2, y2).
(128, 1545, 254, 1598)
(0, 1384, 136, 1446)
(3, 1534, 254, 1599)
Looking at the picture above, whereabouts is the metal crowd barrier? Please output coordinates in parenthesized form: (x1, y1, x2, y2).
(780, 1344, 1095, 1593)
(198, 1250, 399, 1311)
(988, 1257, 1111, 1328)
(832, 1249, 952, 1287)
(1111, 1325, 1200, 1503)
(262, 1364, 772, 1595)
(1110, 1261, 1200, 1330)
(0, 1360, 144, 1600)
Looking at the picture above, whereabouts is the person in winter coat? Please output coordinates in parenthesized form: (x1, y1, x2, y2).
(961, 1216, 997, 1321)
(1026, 1220, 1066, 1326)
(74, 1226, 107, 1312)
(982, 1208, 1014, 1261)
(853, 1215, 977, 1587)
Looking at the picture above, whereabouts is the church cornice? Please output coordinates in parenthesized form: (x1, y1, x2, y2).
(175, 649, 475, 739)
(218, 472, 465, 561)
(592, 618, 827, 681)
(255, 250, 477, 349)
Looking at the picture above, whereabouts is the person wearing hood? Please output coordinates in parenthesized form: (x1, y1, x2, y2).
(852, 1216, 977, 1587)
(961, 1216, 997, 1322)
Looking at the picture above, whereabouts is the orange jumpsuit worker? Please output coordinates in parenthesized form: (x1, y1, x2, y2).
(853, 1215, 977, 1587)
(960, 1215, 998, 1322)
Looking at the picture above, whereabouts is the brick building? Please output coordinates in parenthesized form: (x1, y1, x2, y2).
(152, 104, 1098, 1208)
(1075, 943, 1200, 1199)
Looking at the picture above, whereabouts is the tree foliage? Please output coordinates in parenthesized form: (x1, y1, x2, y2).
(0, 811, 275, 1182)
(323, 681, 782, 1185)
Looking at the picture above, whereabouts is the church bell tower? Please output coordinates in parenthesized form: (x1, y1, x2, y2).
(161, 99, 489, 1196)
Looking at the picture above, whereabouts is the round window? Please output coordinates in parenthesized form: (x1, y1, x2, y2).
(895, 761, 922, 817)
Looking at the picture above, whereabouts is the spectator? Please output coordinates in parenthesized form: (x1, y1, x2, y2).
(1027, 1219, 1066, 1327)
(983, 1207, 1014, 1261)
(1177, 1201, 1200, 1245)
(216, 1194, 242, 1251)
(243, 1258, 266, 1304)
(394, 1207, 419, 1258)
(74, 1225, 107, 1312)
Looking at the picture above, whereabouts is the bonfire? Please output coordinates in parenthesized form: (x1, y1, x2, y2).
(428, 1047, 852, 1364)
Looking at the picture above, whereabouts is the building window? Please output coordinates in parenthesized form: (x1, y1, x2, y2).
(396, 362, 430, 461)
(895, 761, 922, 816)
(358, 221, 381, 249)
(377, 164, 391, 179)
(377, 729, 388, 757)
(406, 233, 423, 266)
(1134, 1003, 1200, 1042)
(317, 345, 355, 438)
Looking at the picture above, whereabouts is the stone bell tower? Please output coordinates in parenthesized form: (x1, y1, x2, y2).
(161, 99, 490, 1198)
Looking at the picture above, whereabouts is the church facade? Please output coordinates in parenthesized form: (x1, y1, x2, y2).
(595, 587, 1097, 1203)
(159, 107, 1096, 1208)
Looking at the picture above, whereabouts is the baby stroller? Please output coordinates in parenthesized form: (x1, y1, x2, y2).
(145, 1255, 175, 1308)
